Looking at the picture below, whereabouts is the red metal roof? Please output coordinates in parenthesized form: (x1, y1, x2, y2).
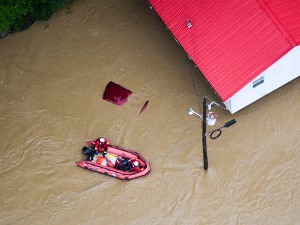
(148, 0, 299, 101)
(258, 0, 300, 45)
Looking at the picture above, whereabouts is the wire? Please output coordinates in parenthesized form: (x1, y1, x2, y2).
(189, 60, 203, 112)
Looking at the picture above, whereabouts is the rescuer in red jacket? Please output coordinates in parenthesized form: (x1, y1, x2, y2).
(129, 159, 144, 172)
(94, 137, 109, 154)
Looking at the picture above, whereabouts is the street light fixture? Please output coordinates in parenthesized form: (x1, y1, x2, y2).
(187, 107, 216, 126)
(187, 108, 202, 118)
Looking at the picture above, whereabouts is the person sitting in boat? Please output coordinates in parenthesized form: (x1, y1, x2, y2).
(82, 146, 97, 161)
(129, 159, 144, 172)
(115, 158, 131, 172)
(94, 137, 109, 155)
(104, 154, 131, 171)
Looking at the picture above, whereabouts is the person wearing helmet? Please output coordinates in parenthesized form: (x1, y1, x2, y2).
(94, 137, 109, 155)
(129, 159, 143, 172)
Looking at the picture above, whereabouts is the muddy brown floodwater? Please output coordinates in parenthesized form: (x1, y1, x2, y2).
(0, 0, 299, 224)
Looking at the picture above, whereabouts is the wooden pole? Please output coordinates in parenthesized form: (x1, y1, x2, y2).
(202, 97, 208, 170)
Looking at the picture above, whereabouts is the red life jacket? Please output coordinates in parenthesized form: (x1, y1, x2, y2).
(95, 137, 109, 152)
(129, 159, 143, 172)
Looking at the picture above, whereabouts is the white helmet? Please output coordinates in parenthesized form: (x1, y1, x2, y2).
(133, 161, 139, 167)
(99, 137, 105, 143)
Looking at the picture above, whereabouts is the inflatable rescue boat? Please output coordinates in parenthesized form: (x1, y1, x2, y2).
(76, 139, 151, 180)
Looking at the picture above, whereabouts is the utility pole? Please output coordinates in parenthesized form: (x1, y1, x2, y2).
(202, 97, 208, 170)
(188, 96, 236, 171)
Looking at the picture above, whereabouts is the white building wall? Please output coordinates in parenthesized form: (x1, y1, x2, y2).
(224, 46, 300, 114)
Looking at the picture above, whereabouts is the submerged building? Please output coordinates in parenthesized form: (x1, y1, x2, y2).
(148, 0, 300, 113)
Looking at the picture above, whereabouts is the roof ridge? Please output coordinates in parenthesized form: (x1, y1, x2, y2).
(256, 0, 296, 47)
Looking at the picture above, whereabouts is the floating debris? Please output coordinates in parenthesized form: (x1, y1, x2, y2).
(102, 81, 132, 106)
(139, 100, 149, 114)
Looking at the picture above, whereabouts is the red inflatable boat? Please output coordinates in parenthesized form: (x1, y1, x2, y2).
(76, 139, 151, 180)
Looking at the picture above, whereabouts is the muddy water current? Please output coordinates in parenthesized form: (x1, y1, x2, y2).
(0, 1, 299, 224)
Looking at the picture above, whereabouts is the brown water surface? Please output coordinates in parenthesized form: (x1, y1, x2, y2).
(0, 1, 299, 224)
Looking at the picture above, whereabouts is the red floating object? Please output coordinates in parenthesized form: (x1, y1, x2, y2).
(139, 100, 149, 114)
(102, 81, 132, 106)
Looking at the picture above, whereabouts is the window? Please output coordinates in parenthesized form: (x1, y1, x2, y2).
(253, 77, 264, 88)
